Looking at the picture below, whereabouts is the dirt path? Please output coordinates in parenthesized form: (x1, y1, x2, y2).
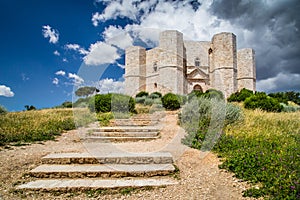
(0, 111, 255, 200)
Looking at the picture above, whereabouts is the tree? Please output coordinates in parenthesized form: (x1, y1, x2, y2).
(75, 86, 99, 97)
(25, 105, 36, 111)
(0, 105, 7, 114)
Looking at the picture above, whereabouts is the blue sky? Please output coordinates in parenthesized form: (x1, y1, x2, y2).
(0, 0, 299, 111)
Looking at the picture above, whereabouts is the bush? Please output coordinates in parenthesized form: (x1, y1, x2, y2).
(203, 89, 224, 100)
(0, 105, 7, 115)
(149, 93, 160, 99)
(181, 97, 243, 151)
(176, 94, 187, 106)
(89, 94, 112, 113)
(244, 92, 283, 112)
(187, 90, 203, 101)
(149, 92, 162, 98)
(281, 103, 300, 112)
(135, 97, 146, 104)
(73, 97, 91, 108)
(111, 94, 135, 113)
(227, 88, 254, 102)
(161, 93, 181, 110)
(144, 98, 154, 106)
(135, 91, 148, 98)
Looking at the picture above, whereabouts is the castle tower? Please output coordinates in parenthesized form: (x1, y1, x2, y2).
(210, 32, 238, 98)
(237, 48, 256, 91)
(158, 30, 186, 94)
(124, 46, 146, 96)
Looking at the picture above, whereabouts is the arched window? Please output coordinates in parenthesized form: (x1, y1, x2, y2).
(195, 57, 200, 67)
(153, 62, 158, 72)
(208, 48, 213, 55)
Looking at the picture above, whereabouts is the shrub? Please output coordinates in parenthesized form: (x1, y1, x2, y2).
(0, 105, 7, 115)
(228, 88, 254, 102)
(144, 98, 154, 106)
(135, 91, 149, 98)
(73, 97, 91, 108)
(161, 93, 181, 110)
(203, 89, 224, 100)
(187, 90, 203, 102)
(281, 103, 300, 112)
(149, 92, 162, 98)
(111, 94, 135, 113)
(176, 94, 187, 106)
(148, 93, 160, 99)
(135, 97, 146, 104)
(244, 92, 283, 112)
(181, 97, 243, 151)
(89, 94, 112, 113)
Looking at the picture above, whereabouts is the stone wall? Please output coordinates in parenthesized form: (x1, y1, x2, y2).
(237, 48, 256, 91)
(124, 46, 146, 96)
(210, 32, 238, 98)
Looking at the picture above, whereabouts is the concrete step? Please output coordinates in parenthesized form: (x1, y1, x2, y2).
(88, 131, 159, 137)
(111, 119, 159, 126)
(29, 164, 175, 178)
(42, 152, 173, 165)
(17, 178, 178, 191)
(83, 136, 160, 142)
(89, 126, 160, 133)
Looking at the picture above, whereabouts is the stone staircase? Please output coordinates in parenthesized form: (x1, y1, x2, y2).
(17, 113, 178, 191)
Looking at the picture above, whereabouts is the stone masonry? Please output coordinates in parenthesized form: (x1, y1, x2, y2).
(125, 30, 256, 98)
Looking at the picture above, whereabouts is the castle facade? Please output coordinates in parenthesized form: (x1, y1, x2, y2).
(125, 30, 256, 98)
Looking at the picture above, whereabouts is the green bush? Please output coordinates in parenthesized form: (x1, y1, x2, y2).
(227, 88, 254, 102)
(135, 91, 149, 98)
(111, 94, 135, 113)
(135, 97, 146, 104)
(0, 105, 7, 115)
(244, 92, 283, 112)
(181, 97, 243, 151)
(144, 98, 154, 106)
(203, 89, 224, 100)
(149, 92, 162, 98)
(161, 93, 181, 110)
(149, 93, 160, 99)
(176, 94, 187, 106)
(281, 103, 300, 112)
(89, 94, 112, 113)
(73, 97, 91, 108)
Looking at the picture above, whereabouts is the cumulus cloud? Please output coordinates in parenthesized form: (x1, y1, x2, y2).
(0, 85, 14, 97)
(65, 43, 89, 55)
(103, 25, 133, 49)
(53, 50, 60, 56)
(42, 25, 59, 44)
(95, 78, 124, 94)
(68, 73, 84, 86)
(55, 70, 66, 76)
(93, 0, 300, 92)
(83, 41, 120, 66)
(52, 78, 59, 85)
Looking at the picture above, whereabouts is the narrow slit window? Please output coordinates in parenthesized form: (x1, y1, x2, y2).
(195, 57, 200, 67)
(153, 62, 158, 72)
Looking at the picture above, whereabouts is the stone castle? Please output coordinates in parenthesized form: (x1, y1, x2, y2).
(124, 30, 256, 98)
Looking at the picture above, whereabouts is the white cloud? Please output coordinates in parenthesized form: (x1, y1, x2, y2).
(62, 58, 68, 62)
(103, 25, 133, 49)
(42, 25, 59, 44)
(21, 73, 29, 81)
(0, 85, 14, 97)
(65, 43, 89, 55)
(52, 78, 59, 85)
(53, 50, 60, 56)
(68, 73, 84, 86)
(95, 78, 124, 94)
(55, 70, 66, 76)
(83, 41, 120, 66)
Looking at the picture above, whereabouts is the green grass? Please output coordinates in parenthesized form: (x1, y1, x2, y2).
(213, 109, 300, 199)
(0, 108, 96, 146)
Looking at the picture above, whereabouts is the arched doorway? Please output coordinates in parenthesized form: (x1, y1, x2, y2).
(193, 84, 203, 92)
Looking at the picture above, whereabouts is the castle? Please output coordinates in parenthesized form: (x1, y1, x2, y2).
(124, 30, 256, 98)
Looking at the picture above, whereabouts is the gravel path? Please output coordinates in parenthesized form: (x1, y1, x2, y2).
(0, 111, 256, 200)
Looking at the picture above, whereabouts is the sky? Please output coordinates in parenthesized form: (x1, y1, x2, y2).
(0, 0, 299, 111)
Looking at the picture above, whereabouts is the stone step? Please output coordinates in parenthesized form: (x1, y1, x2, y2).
(88, 131, 159, 137)
(83, 135, 160, 142)
(42, 152, 173, 165)
(17, 178, 178, 191)
(29, 164, 175, 178)
(89, 126, 160, 133)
